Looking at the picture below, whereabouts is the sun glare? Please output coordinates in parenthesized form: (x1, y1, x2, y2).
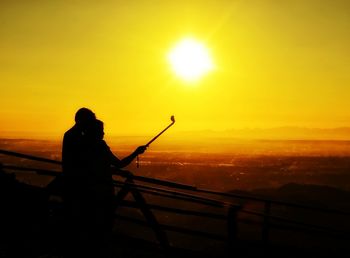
(168, 38, 213, 82)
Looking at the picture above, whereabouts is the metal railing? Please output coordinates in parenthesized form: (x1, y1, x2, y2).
(1, 149, 350, 256)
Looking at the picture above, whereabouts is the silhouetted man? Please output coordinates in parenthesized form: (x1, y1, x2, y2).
(61, 108, 96, 257)
(62, 107, 96, 180)
(61, 108, 146, 257)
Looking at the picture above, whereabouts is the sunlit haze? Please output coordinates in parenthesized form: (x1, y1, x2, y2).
(0, 1, 350, 139)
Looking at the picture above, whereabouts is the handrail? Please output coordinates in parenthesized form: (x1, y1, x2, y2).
(112, 169, 197, 191)
(0, 149, 196, 190)
(2, 149, 350, 217)
(2, 163, 239, 211)
(3, 165, 61, 176)
(113, 180, 235, 208)
(0, 149, 61, 165)
(195, 188, 350, 216)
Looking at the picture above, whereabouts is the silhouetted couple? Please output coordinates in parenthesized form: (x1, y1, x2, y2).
(61, 108, 146, 257)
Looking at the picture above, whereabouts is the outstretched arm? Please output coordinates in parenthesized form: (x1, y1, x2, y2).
(108, 145, 147, 169)
(119, 145, 147, 168)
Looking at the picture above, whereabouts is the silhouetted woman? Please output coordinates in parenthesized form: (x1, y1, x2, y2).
(77, 119, 146, 257)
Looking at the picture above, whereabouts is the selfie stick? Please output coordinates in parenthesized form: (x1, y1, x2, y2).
(137, 115, 175, 168)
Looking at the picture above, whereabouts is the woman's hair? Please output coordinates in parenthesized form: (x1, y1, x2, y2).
(86, 119, 104, 140)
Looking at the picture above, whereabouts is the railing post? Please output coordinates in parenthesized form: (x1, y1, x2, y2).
(114, 177, 170, 251)
(130, 187, 170, 251)
(227, 205, 239, 256)
(113, 178, 132, 211)
(262, 201, 271, 247)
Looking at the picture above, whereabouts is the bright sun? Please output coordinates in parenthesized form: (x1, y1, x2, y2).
(168, 38, 213, 82)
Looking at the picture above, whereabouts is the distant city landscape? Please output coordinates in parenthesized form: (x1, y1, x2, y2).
(1, 137, 350, 193)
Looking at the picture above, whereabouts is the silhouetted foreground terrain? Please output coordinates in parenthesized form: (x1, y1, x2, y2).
(1, 138, 350, 257)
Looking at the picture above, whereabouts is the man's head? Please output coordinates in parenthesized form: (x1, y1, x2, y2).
(75, 108, 96, 126)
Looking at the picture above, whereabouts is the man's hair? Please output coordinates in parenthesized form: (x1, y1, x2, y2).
(74, 108, 96, 124)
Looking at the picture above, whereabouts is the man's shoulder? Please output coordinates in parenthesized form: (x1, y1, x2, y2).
(64, 125, 80, 138)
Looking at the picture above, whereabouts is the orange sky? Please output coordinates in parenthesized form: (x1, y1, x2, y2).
(1, 0, 349, 139)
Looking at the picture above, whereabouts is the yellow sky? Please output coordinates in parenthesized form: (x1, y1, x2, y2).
(0, 0, 349, 138)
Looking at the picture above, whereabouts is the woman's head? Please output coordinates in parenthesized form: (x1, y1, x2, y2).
(86, 119, 104, 140)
